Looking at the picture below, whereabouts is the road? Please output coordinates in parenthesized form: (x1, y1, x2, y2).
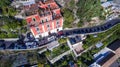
(60, 18, 120, 36)
(0, 18, 120, 50)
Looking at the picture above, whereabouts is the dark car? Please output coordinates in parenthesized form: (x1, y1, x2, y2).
(27, 32, 35, 40)
(0, 40, 5, 42)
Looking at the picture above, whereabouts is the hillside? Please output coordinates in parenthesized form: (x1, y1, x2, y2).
(55, 0, 104, 28)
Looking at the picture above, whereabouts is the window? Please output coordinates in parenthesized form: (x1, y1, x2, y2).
(46, 19, 48, 22)
(57, 21, 59, 24)
(47, 24, 50, 27)
(48, 5, 50, 8)
(36, 27, 39, 31)
(42, 20, 44, 23)
(36, 27, 40, 34)
(33, 18, 36, 22)
(47, 24, 50, 31)
(56, 21, 60, 28)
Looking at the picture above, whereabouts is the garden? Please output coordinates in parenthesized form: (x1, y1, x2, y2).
(45, 43, 70, 60)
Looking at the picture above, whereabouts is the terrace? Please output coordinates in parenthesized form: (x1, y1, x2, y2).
(25, 7, 53, 17)
(39, 7, 52, 17)
(24, 4, 39, 16)
(45, 43, 70, 60)
(25, 10, 38, 16)
(74, 43, 84, 55)
(49, 3, 59, 10)
(52, 14, 62, 20)
(24, 4, 38, 10)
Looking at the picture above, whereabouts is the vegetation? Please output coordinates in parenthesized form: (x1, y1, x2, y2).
(53, 54, 74, 67)
(45, 44, 70, 59)
(76, 46, 102, 66)
(77, 21, 84, 27)
(0, 0, 27, 38)
(77, 0, 103, 22)
(77, 24, 120, 66)
(0, 48, 48, 67)
(58, 38, 67, 44)
(0, 16, 27, 38)
(83, 24, 120, 49)
(77, 32, 120, 66)
(67, 0, 76, 9)
(0, 0, 17, 16)
(61, 8, 74, 28)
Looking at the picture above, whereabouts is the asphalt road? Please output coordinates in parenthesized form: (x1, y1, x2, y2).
(60, 18, 120, 36)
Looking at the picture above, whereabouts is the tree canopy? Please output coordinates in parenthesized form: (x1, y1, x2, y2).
(77, 0, 103, 22)
(0, 0, 17, 16)
(62, 8, 74, 28)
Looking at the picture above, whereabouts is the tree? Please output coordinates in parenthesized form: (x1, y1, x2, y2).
(0, 0, 17, 16)
(68, 0, 75, 9)
(61, 8, 74, 28)
(77, 0, 102, 22)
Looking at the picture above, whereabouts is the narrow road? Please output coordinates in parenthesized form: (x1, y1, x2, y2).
(61, 18, 120, 36)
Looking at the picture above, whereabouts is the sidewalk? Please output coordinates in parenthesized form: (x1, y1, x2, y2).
(1, 38, 19, 41)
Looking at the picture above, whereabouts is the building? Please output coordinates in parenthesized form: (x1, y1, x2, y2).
(90, 39, 120, 67)
(12, 0, 36, 8)
(101, 0, 120, 20)
(113, 0, 120, 4)
(25, 0, 63, 38)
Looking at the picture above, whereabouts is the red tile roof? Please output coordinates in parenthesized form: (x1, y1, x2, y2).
(25, 0, 63, 37)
